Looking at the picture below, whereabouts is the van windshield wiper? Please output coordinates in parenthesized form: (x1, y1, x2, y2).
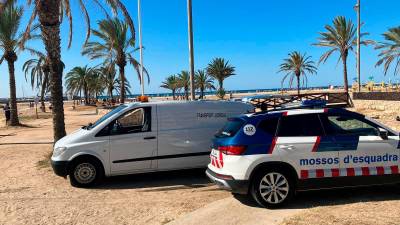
(82, 123, 93, 130)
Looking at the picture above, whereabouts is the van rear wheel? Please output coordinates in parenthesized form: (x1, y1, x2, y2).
(250, 169, 294, 208)
(69, 158, 103, 187)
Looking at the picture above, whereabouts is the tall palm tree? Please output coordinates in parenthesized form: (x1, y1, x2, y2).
(278, 51, 317, 95)
(375, 27, 400, 76)
(21, 0, 135, 142)
(178, 71, 190, 100)
(0, 2, 23, 126)
(195, 69, 215, 99)
(86, 69, 105, 99)
(206, 58, 235, 99)
(23, 53, 50, 112)
(65, 66, 93, 105)
(114, 77, 132, 97)
(98, 65, 117, 100)
(160, 75, 179, 100)
(313, 16, 372, 94)
(82, 18, 149, 104)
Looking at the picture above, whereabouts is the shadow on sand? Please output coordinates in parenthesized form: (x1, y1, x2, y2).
(95, 168, 215, 191)
(18, 123, 39, 128)
(234, 184, 400, 209)
(93, 168, 400, 209)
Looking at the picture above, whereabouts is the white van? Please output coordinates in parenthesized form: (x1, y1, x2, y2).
(51, 100, 254, 187)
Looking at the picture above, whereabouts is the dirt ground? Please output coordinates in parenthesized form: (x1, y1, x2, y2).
(0, 103, 229, 225)
(1, 100, 400, 225)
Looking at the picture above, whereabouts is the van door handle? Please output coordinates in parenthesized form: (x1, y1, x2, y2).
(143, 136, 156, 140)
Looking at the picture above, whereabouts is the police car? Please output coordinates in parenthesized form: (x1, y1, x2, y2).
(206, 100, 400, 208)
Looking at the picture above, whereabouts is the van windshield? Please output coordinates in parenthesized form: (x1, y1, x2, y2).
(86, 105, 128, 130)
(215, 118, 245, 138)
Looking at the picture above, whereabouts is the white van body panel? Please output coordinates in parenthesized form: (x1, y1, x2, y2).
(52, 101, 254, 177)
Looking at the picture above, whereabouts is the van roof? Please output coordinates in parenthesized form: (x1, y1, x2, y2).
(125, 100, 251, 106)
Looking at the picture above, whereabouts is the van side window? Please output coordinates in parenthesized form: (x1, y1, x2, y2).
(258, 117, 279, 136)
(111, 107, 151, 135)
(320, 114, 378, 136)
(277, 114, 324, 137)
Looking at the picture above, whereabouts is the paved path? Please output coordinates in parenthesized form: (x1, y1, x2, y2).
(168, 196, 302, 225)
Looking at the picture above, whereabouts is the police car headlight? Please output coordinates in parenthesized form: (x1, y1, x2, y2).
(53, 147, 67, 157)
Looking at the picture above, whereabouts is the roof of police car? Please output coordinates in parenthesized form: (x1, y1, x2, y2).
(241, 107, 349, 119)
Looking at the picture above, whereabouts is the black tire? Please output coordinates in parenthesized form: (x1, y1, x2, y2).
(69, 158, 104, 188)
(250, 168, 294, 208)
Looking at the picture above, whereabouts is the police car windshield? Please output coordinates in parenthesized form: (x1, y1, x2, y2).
(215, 118, 244, 138)
(86, 104, 128, 130)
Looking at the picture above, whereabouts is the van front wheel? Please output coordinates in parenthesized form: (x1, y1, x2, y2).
(69, 158, 103, 187)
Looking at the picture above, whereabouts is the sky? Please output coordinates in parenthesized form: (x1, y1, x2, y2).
(1, 0, 400, 98)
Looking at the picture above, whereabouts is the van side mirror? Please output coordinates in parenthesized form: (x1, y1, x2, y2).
(378, 127, 388, 140)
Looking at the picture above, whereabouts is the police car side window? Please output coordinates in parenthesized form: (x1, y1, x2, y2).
(258, 117, 279, 136)
(277, 114, 324, 137)
(323, 115, 378, 136)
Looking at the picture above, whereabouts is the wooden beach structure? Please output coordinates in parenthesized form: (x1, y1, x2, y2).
(243, 92, 352, 111)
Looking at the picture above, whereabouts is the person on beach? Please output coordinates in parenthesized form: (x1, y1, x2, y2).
(4, 103, 10, 126)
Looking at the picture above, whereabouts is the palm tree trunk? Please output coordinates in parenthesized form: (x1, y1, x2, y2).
(185, 87, 189, 100)
(7, 58, 19, 126)
(200, 88, 204, 99)
(119, 65, 126, 103)
(38, 0, 66, 142)
(40, 73, 48, 112)
(172, 90, 176, 100)
(84, 84, 89, 105)
(342, 51, 349, 94)
(109, 88, 113, 100)
(296, 75, 300, 96)
(218, 79, 223, 90)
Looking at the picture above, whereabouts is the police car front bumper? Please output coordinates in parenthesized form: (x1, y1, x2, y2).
(206, 168, 249, 194)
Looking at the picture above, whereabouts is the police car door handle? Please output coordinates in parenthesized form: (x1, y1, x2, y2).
(279, 145, 295, 150)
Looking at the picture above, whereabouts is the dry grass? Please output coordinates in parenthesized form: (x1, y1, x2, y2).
(36, 151, 53, 169)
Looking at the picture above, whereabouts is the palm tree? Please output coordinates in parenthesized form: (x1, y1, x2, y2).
(206, 58, 235, 99)
(0, 2, 23, 126)
(23, 53, 50, 112)
(86, 70, 105, 99)
(21, 0, 135, 142)
(65, 66, 93, 105)
(82, 18, 149, 104)
(195, 69, 215, 99)
(114, 78, 132, 97)
(375, 27, 400, 76)
(178, 71, 190, 100)
(98, 65, 117, 100)
(160, 75, 179, 100)
(278, 51, 317, 95)
(313, 16, 372, 94)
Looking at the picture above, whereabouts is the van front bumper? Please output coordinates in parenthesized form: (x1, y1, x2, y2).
(51, 160, 69, 177)
(206, 168, 249, 194)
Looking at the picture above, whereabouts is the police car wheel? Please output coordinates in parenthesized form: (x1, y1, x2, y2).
(69, 159, 103, 188)
(251, 170, 294, 208)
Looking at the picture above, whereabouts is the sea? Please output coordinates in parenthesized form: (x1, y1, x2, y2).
(97, 86, 333, 99)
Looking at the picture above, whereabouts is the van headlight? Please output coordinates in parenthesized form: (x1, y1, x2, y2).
(53, 147, 67, 157)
